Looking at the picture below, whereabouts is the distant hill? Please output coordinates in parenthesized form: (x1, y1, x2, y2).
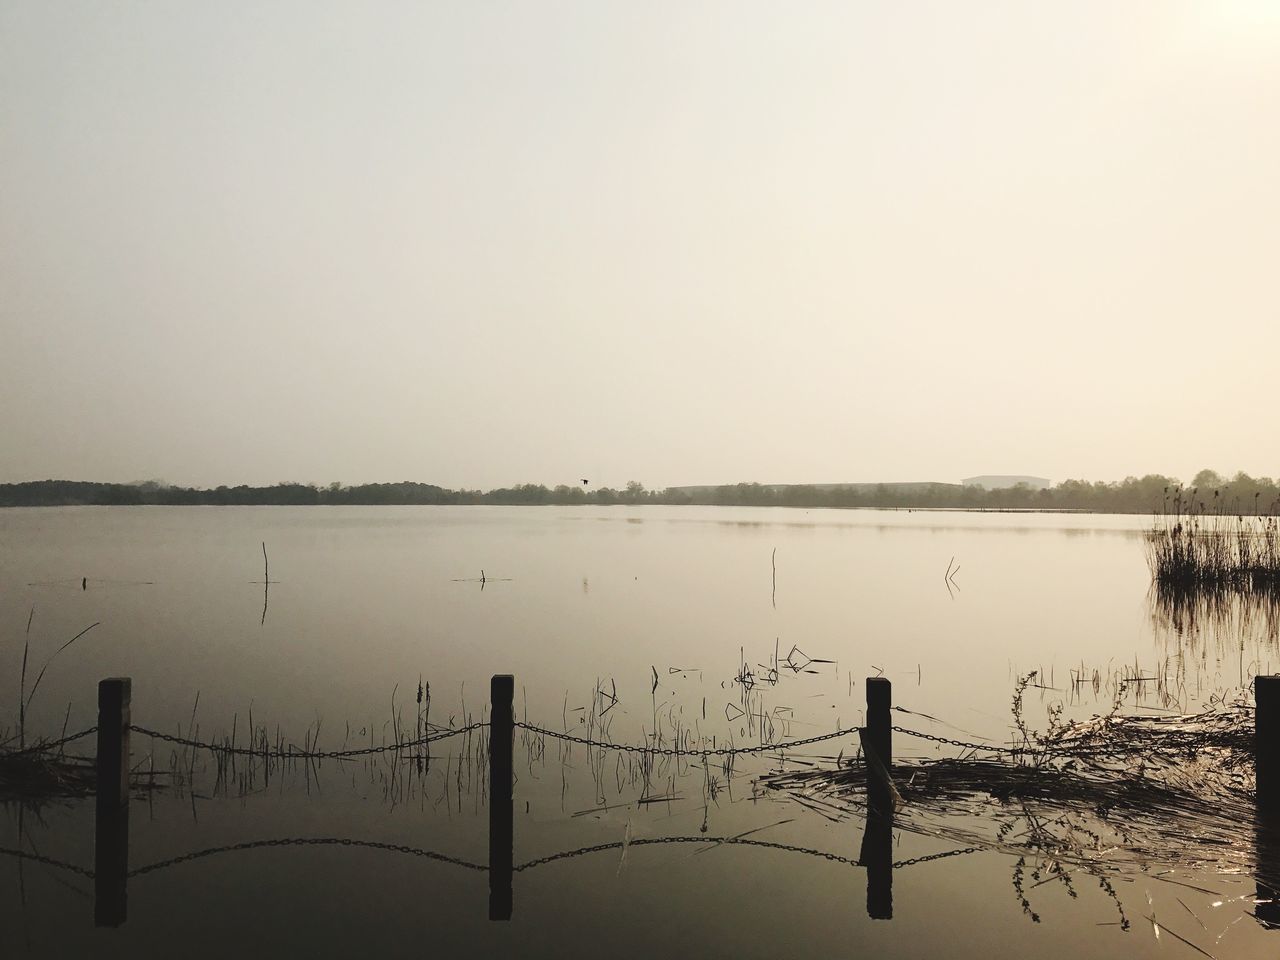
(961, 475, 1051, 490)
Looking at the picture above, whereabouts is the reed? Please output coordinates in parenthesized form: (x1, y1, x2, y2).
(0, 746, 97, 805)
(0, 730, 165, 807)
(761, 682, 1260, 885)
(1, 611, 116, 805)
(1146, 486, 1280, 591)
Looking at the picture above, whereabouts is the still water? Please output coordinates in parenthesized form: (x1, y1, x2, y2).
(1, 506, 1274, 958)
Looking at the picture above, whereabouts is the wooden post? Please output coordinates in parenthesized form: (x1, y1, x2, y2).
(1257, 820, 1280, 928)
(489, 674, 514, 921)
(95, 677, 131, 927)
(863, 676, 893, 919)
(1257, 676, 1280, 924)
(866, 677, 892, 774)
(861, 804, 893, 920)
(1258, 677, 1280, 814)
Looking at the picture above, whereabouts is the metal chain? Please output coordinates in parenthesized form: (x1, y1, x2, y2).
(5, 726, 99, 756)
(891, 725, 1024, 755)
(0, 834, 972, 882)
(514, 835, 861, 872)
(1, 719, 1018, 761)
(517, 836, 981, 872)
(0, 846, 95, 879)
(128, 721, 487, 760)
(519, 720, 1024, 758)
(515, 721, 860, 757)
(893, 723, 1247, 759)
(128, 837, 487, 877)
(892, 845, 983, 869)
(0, 833, 974, 882)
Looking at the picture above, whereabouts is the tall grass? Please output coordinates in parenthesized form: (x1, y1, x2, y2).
(1146, 486, 1280, 590)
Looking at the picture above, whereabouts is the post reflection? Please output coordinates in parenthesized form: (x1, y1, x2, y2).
(1257, 814, 1280, 928)
(862, 803, 893, 919)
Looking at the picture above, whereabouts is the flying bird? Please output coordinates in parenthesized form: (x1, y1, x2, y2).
(580, 479, 589, 486)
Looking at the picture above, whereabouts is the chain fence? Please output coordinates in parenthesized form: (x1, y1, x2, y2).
(127, 836, 488, 877)
(0, 835, 980, 883)
(512, 836, 981, 872)
(5, 726, 99, 757)
(0, 720, 1022, 761)
(514, 834, 864, 871)
(3, 718, 1027, 763)
(0, 701, 1110, 889)
(0, 846, 95, 879)
(891, 725, 1025, 755)
(514, 721, 862, 757)
(127, 720, 488, 760)
(892, 845, 984, 869)
(517, 719, 1029, 759)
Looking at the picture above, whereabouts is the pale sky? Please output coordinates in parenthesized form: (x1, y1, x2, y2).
(2, 1, 1277, 490)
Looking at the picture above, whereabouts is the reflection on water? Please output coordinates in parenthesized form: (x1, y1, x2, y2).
(3, 505, 1280, 957)
(8, 673, 1274, 958)
(1152, 581, 1280, 653)
(590, 511, 1151, 538)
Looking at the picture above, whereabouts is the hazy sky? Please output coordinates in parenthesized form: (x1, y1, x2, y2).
(2, 2, 1278, 490)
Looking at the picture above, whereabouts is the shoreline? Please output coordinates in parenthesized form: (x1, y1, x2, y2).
(0, 500, 1113, 515)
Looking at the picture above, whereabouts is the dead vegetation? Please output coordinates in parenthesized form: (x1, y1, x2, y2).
(761, 674, 1259, 885)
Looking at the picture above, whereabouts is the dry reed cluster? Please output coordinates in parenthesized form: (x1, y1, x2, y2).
(1146, 487, 1280, 591)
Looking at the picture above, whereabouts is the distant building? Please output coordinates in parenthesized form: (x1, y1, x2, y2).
(961, 475, 1051, 490)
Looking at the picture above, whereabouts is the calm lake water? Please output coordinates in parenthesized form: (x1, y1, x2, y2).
(2, 506, 1276, 958)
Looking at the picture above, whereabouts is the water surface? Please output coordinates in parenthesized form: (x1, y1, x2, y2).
(1, 506, 1274, 958)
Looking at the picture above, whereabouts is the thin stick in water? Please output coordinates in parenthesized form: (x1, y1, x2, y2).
(772, 547, 777, 609)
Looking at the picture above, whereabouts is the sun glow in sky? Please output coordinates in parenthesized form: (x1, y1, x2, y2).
(2, 1, 1277, 489)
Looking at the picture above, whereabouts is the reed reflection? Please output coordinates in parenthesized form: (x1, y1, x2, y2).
(1151, 581, 1280, 654)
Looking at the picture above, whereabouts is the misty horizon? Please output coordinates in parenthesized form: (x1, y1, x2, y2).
(5, 5, 1280, 956)
(3, 468, 1272, 492)
(4, 3, 1278, 487)
(6, 469, 1276, 515)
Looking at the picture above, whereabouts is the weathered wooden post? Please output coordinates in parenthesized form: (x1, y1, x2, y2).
(862, 676, 893, 919)
(489, 674, 514, 921)
(1256, 676, 1280, 925)
(95, 677, 131, 927)
(1258, 677, 1280, 814)
(866, 676, 892, 775)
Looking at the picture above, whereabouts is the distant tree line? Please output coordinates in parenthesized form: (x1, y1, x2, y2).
(690, 471, 1280, 515)
(0, 478, 678, 508)
(2, 470, 1277, 515)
